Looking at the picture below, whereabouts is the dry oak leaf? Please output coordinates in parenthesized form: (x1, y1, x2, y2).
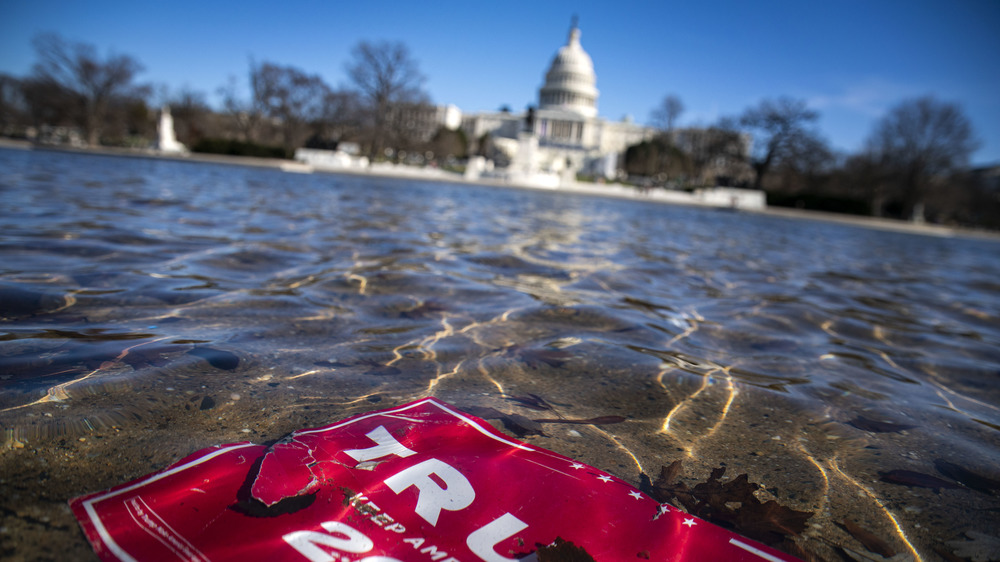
(734, 498, 812, 546)
(839, 519, 896, 558)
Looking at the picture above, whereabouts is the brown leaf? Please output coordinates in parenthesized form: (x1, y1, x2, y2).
(691, 470, 759, 517)
(840, 519, 896, 558)
(353, 358, 401, 376)
(649, 461, 813, 546)
(501, 413, 545, 437)
(505, 393, 555, 411)
(650, 461, 694, 508)
(458, 406, 546, 437)
(848, 415, 916, 433)
(934, 459, 1000, 495)
(735, 499, 813, 546)
(879, 469, 960, 491)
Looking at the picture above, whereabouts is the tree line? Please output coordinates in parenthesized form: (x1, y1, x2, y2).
(628, 94, 996, 228)
(0, 33, 996, 228)
(0, 33, 465, 163)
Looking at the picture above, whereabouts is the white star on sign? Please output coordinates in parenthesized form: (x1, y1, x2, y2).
(597, 475, 612, 483)
(682, 518, 697, 528)
(570, 463, 585, 470)
(628, 490, 643, 500)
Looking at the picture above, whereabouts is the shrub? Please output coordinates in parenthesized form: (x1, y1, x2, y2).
(191, 138, 288, 159)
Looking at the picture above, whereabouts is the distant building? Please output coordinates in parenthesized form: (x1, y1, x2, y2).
(434, 22, 659, 179)
(390, 21, 752, 184)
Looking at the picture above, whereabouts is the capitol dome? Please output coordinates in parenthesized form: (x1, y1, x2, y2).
(538, 23, 599, 118)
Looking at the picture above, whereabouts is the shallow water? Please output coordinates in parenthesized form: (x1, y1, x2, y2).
(1, 147, 999, 560)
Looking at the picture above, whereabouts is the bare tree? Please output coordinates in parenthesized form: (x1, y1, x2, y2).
(163, 87, 212, 145)
(864, 96, 978, 220)
(346, 40, 428, 158)
(30, 33, 146, 145)
(769, 129, 834, 193)
(650, 94, 684, 133)
(313, 88, 364, 147)
(250, 61, 331, 154)
(0, 73, 28, 132)
(218, 69, 266, 143)
(676, 123, 752, 186)
(738, 97, 822, 190)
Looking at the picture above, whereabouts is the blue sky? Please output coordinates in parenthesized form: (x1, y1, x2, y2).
(2, 0, 998, 164)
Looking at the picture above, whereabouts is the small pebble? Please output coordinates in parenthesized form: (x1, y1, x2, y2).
(241, 428, 251, 433)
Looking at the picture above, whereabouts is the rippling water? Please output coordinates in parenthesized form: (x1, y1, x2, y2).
(2, 147, 999, 560)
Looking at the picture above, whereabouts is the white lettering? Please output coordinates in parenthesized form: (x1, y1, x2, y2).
(384, 458, 475, 526)
(344, 425, 416, 463)
(404, 537, 425, 548)
(466, 513, 529, 562)
(283, 521, 373, 562)
(421, 545, 450, 561)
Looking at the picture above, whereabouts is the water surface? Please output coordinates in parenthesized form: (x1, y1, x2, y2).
(1, 148, 998, 560)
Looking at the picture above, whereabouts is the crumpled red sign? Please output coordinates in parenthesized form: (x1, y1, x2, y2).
(70, 397, 801, 561)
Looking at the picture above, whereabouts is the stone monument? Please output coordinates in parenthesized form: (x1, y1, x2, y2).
(153, 106, 187, 154)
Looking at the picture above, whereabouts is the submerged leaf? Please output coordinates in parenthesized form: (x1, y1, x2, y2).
(934, 459, 1000, 495)
(650, 461, 694, 508)
(735, 499, 812, 545)
(840, 519, 896, 558)
(838, 546, 914, 562)
(879, 469, 960, 491)
(501, 413, 545, 437)
(505, 393, 555, 411)
(187, 346, 240, 370)
(458, 406, 545, 437)
(847, 415, 916, 433)
(649, 460, 812, 546)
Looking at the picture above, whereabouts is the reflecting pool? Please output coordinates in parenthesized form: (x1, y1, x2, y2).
(1, 148, 998, 560)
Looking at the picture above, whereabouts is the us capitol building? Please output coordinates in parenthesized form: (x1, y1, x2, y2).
(451, 22, 658, 181)
(298, 21, 755, 196)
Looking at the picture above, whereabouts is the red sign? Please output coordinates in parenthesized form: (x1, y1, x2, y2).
(71, 398, 800, 561)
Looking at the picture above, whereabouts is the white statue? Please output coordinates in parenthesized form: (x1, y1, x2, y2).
(154, 105, 188, 154)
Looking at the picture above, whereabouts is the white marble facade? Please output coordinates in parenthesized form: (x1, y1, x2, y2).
(454, 22, 656, 179)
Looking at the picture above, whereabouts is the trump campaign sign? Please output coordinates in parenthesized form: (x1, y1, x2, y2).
(71, 398, 800, 561)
